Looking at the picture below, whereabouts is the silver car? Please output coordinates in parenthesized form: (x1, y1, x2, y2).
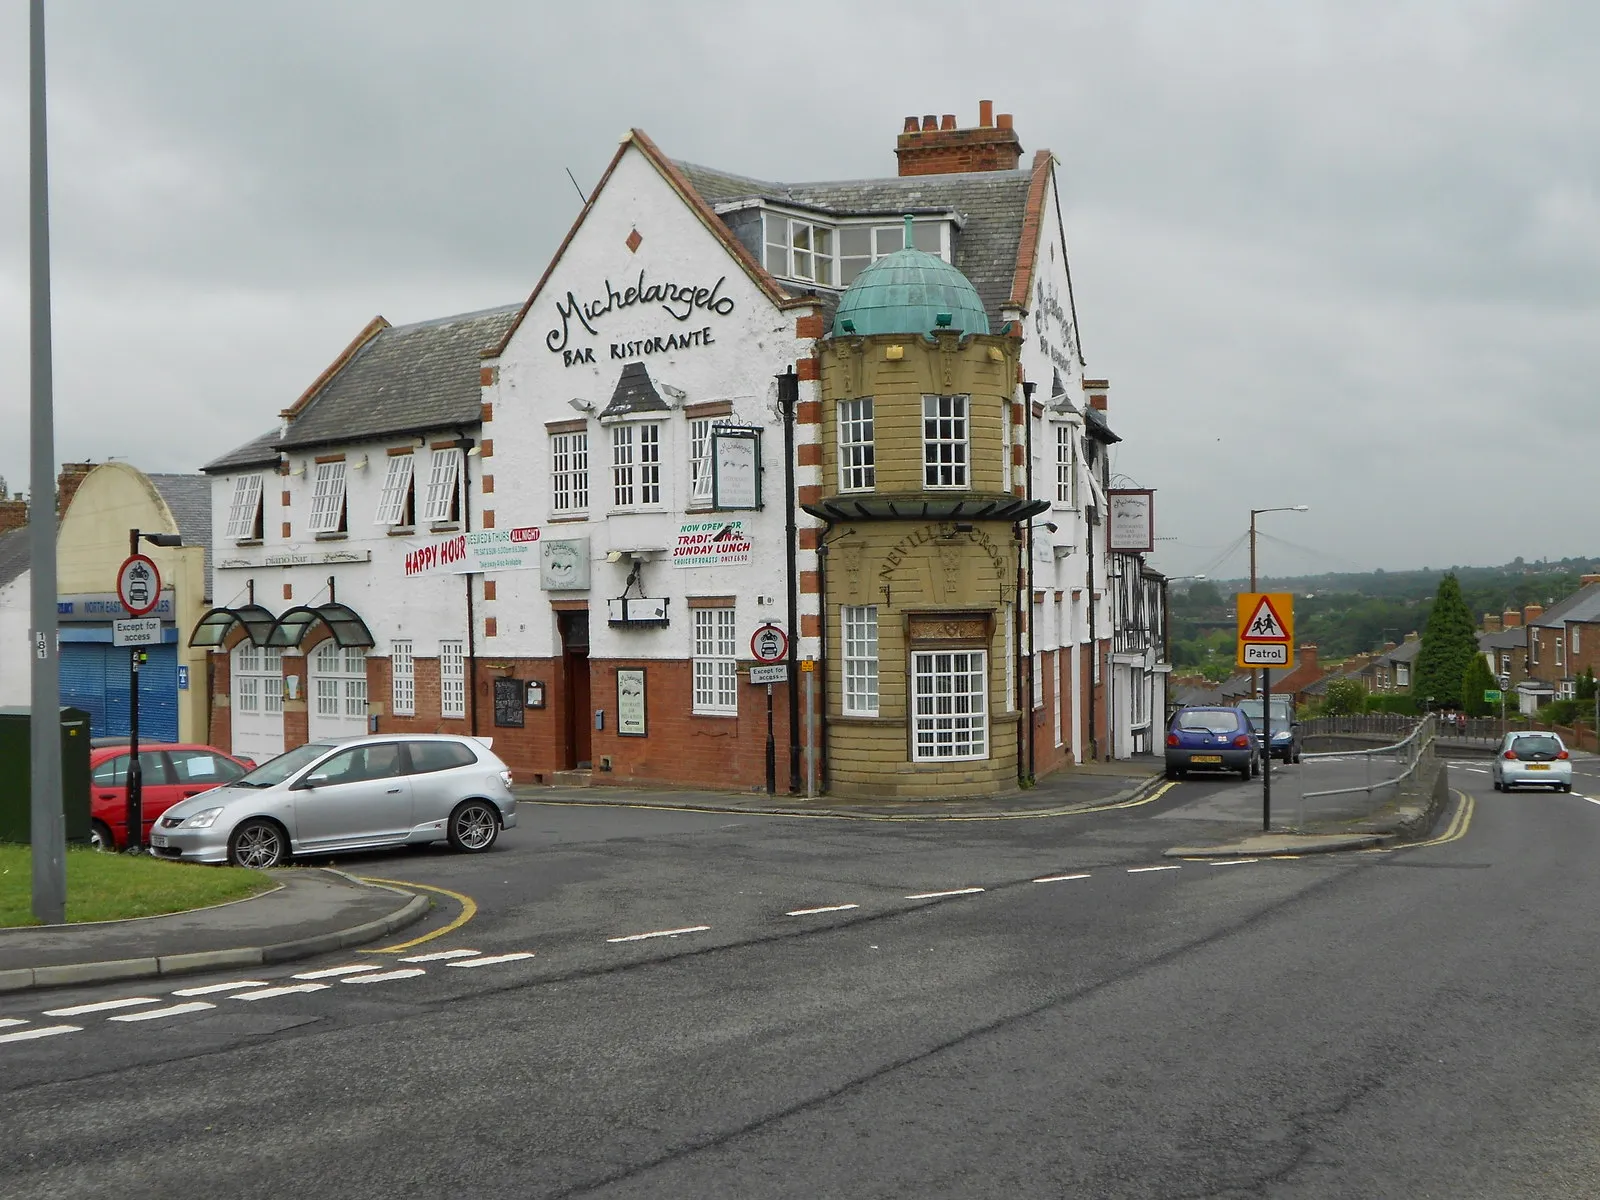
(149, 734, 518, 868)
(1491, 730, 1573, 793)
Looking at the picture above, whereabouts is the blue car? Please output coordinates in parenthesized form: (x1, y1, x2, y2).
(1165, 705, 1260, 781)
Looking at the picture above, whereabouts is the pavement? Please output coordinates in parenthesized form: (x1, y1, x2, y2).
(0, 868, 427, 994)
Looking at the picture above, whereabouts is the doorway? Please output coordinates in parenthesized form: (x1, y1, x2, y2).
(559, 610, 592, 769)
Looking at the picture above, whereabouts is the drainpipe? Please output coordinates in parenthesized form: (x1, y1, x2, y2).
(455, 435, 478, 736)
(1086, 472, 1099, 761)
(777, 367, 801, 793)
(1022, 380, 1037, 785)
(816, 518, 835, 794)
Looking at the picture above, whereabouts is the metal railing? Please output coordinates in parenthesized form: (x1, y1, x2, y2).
(1292, 714, 1437, 830)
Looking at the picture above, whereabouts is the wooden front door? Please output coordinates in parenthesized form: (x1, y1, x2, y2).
(559, 611, 592, 769)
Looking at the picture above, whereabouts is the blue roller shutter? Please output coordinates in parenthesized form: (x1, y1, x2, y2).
(58, 642, 179, 742)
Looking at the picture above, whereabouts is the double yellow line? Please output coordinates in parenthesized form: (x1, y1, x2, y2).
(1412, 790, 1474, 848)
(356, 877, 479, 954)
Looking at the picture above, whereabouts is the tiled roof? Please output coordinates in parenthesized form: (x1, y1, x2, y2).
(600, 362, 670, 420)
(0, 528, 28, 591)
(1532, 584, 1600, 626)
(204, 428, 281, 474)
(1478, 627, 1526, 651)
(275, 305, 519, 452)
(148, 474, 213, 598)
(1385, 639, 1423, 664)
(676, 161, 1035, 328)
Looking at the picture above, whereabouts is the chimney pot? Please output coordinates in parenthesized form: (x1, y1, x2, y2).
(1525, 604, 1544, 622)
(940, 114, 956, 130)
(997, 112, 1014, 130)
(1504, 610, 1521, 628)
(903, 116, 920, 133)
(922, 114, 938, 131)
(896, 104, 1024, 176)
(979, 100, 994, 127)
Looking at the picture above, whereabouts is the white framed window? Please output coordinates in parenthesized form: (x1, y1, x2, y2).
(690, 419, 715, 503)
(422, 447, 463, 525)
(374, 454, 415, 526)
(1033, 652, 1044, 709)
(611, 422, 662, 509)
(1531, 636, 1540, 666)
(551, 431, 589, 514)
(1054, 425, 1076, 507)
(440, 640, 465, 719)
(1573, 627, 1581, 655)
(842, 605, 879, 716)
(1556, 635, 1565, 668)
(912, 650, 988, 761)
(1053, 651, 1064, 747)
(922, 395, 969, 488)
(391, 640, 415, 716)
(838, 220, 945, 285)
(838, 398, 875, 491)
(1500, 653, 1511, 674)
(692, 608, 738, 715)
(233, 644, 283, 716)
(308, 461, 348, 534)
(313, 642, 367, 719)
(1560, 679, 1577, 700)
(764, 214, 834, 286)
(1396, 662, 1411, 687)
(224, 474, 264, 541)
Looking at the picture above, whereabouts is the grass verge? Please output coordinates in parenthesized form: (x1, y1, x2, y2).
(0, 844, 275, 928)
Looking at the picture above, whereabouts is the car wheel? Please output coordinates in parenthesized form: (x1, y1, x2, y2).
(228, 819, 288, 869)
(1561, 784, 1572, 793)
(1238, 762, 1252, 782)
(448, 800, 499, 853)
(1492, 779, 1503, 791)
(1250, 756, 1260, 778)
(89, 820, 115, 852)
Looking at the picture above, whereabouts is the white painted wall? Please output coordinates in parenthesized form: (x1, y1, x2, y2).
(0, 568, 31, 707)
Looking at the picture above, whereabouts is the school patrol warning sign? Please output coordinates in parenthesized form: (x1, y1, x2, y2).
(1236, 592, 1295, 669)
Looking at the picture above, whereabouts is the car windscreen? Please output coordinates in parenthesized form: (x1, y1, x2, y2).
(1176, 711, 1241, 734)
(233, 742, 336, 788)
(1511, 735, 1562, 759)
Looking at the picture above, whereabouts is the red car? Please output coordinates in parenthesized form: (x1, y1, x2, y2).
(89, 743, 257, 851)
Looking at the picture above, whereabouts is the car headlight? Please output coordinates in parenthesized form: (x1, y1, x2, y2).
(181, 807, 225, 829)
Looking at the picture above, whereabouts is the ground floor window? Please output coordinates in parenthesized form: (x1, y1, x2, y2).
(1131, 667, 1148, 727)
(391, 640, 415, 716)
(842, 605, 879, 716)
(693, 608, 738, 715)
(912, 650, 988, 761)
(440, 640, 465, 718)
(310, 642, 368, 740)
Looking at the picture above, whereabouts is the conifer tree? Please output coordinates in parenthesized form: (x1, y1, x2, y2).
(1414, 573, 1477, 709)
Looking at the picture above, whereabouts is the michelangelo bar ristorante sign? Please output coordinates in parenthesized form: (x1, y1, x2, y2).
(547, 271, 737, 367)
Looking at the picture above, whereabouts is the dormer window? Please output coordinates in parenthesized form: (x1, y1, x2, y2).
(761, 211, 950, 287)
(764, 215, 834, 286)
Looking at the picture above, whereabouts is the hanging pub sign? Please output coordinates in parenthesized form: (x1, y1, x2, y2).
(1107, 489, 1155, 554)
(711, 427, 761, 509)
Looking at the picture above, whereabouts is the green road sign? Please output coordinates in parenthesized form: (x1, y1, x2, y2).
(1484, 689, 1502, 703)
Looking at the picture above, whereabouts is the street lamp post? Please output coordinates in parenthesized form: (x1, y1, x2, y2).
(1248, 506, 1308, 697)
(124, 528, 182, 853)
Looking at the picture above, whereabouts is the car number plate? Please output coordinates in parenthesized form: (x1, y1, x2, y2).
(1527, 763, 1549, 770)
(150, 834, 169, 847)
(1192, 755, 1222, 764)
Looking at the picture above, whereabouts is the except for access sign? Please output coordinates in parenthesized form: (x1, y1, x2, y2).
(1235, 592, 1295, 671)
(113, 617, 162, 647)
(749, 664, 789, 684)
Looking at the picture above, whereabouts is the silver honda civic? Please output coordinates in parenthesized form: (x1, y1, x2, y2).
(149, 734, 518, 868)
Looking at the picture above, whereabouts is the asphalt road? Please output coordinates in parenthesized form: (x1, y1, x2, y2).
(7, 759, 1600, 1198)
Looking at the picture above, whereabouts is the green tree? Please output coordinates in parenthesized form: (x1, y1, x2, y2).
(1413, 573, 1477, 709)
(1324, 678, 1368, 715)
(1462, 654, 1496, 717)
(1577, 666, 1597, 702)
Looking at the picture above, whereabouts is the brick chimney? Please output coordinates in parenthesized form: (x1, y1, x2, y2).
(896, 101, 1023, 177)
(1503, 609, 1522, 628)
(0, 493, 26, 535)
(1084, 379, 1109, 412)
(1483, 613, 1503, 633)
(1582, 574, 1600, 587)
(1524, 604, 1543, 624)
(1297, 644, 1319, 672)
(57, 462, 94, 519)
(1404, 631, 1419, 642)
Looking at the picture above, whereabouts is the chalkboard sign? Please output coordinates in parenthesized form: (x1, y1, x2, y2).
(493, 677, 525, 728)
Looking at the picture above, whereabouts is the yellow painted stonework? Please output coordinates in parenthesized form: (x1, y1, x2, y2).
(819, 332, 1025, 798)
(57, 463, 208, 744)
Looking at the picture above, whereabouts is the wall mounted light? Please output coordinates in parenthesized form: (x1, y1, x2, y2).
(288, 465, 306, 477)
(349, 454, 370, 470)
(569, 398, 595, 415)
(884, 345, 904, 361)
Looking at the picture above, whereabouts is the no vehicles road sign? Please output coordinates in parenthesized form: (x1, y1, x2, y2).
(751, 623, 788, 664)
(1236, 591, 1295, 671)
(117, 554, 162, 617)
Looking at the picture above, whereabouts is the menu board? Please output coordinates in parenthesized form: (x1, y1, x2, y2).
(493, 677, 525, 728)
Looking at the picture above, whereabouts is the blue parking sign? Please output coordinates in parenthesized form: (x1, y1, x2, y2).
(177, 665, 189, 691)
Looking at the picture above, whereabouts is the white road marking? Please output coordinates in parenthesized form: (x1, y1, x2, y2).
(399, 949, 483, 963)
(292, 963, 386, 980)
(1460, 767, 1489, 774)
(607, 926, 712, 943)
(0, 1018, 27, 1029)
(904, 887, 985, 899)
(108, 1001, 216, 1022)
(42, 997, 159, 1017)
(446, 952, 537, 968)
(233, 982, 331, 1001)
(341, 968, 426, 985)
(1208, 859, 1260, 866)
(0, 1024, 80, 1044)
(172, 980, 269, 997)
(1577, 794, 1600, 807)
(1032, 873, 1091, 883)
(1127, 865, 1183, 874)
(785, 904, 861, 916)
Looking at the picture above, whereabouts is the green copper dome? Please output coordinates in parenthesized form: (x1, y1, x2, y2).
(832, 237, 990, 339)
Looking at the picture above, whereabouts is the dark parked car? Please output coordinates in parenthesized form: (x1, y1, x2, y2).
(1238, 697, 1302, 763)
(1165, 706, 1259, 781)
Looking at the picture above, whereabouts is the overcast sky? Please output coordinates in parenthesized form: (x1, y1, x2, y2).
(1, 0, 1594, 581)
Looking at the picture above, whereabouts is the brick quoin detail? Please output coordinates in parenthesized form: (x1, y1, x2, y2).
(280, 490, 290, 507)
(479, 367, 497, 387)
(480, 439, 494, 458)
(795, 314, 824, 339)
(483, 580, 496, 601)
(484, 617, 497, 638)
(800, 570, 820, 594)
(482, 509, 496, 529)
(281, 522, 291, 538)
(797, 357, 821, 382)
(1012, 444, 1026, 466)
(797, 443, 822, 467)
(480, 400, 494, 422)
(801, 613, 820, 637)
(482, 475, 494, 494)
(798, 528, 820, 550)
(282, 583, 293, 600)
(797, 400, 821, 425)
(798, 484, 822, 506)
